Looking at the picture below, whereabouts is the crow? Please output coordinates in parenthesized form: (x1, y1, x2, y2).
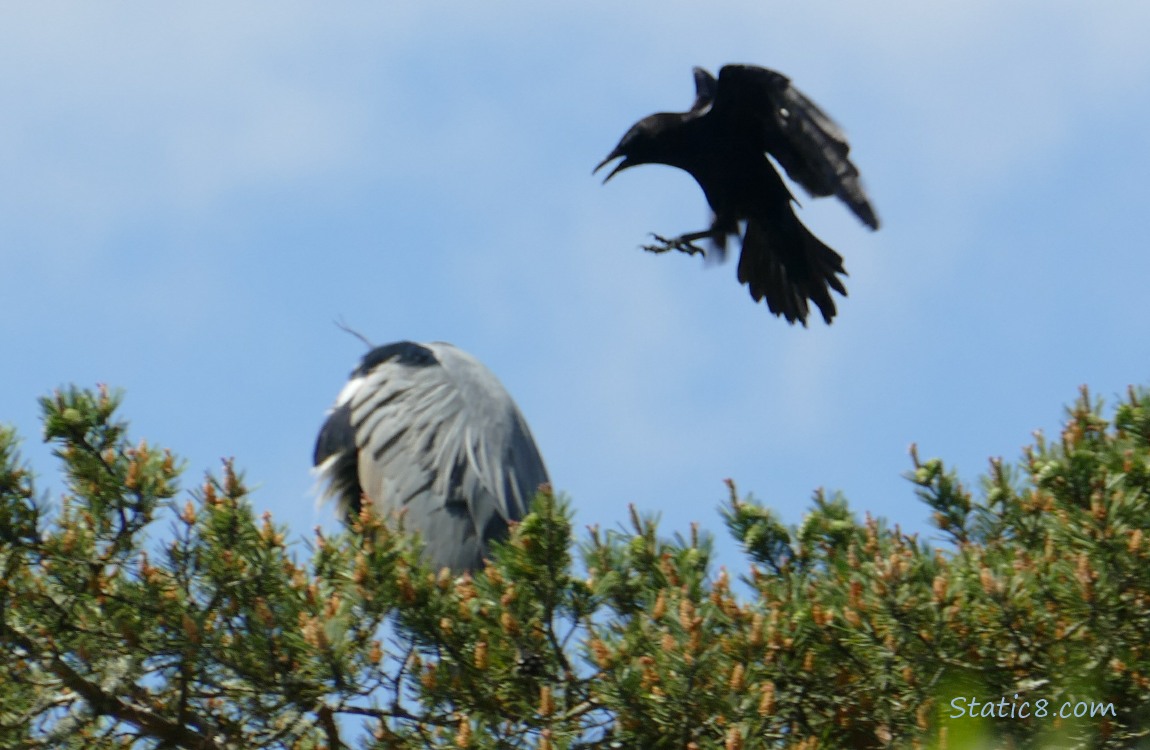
(595, 64, 879, 325)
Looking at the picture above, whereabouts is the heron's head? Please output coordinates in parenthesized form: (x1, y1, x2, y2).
(593, 113, 681, 183)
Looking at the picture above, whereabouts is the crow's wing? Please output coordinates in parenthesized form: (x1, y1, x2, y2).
(713, 64, 879, 230)
(689, 66, 717, 115)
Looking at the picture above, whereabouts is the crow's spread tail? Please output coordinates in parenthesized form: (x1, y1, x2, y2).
(737, 215, 847, 326)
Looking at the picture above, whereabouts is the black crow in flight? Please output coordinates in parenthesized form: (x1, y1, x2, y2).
(595, 64, 879, 325)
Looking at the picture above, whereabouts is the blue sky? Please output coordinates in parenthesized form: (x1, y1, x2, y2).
(3, 2, 1149, 570)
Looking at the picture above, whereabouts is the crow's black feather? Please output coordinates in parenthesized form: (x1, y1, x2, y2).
(596, 64, 878, 325)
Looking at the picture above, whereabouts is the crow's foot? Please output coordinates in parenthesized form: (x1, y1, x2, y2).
(642, 233, 708, 257)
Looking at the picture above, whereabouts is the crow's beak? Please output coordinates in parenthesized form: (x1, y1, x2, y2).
(593, 150, 631, 184)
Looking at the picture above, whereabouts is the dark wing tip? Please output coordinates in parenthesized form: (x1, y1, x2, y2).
(690, 67, 717, 114)
(692, 66, 716, 93)
(835, 176, 881, 231)
(723, 65, 880, 230)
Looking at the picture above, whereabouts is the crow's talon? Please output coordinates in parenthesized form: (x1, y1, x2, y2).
(643, 233, 707, 257)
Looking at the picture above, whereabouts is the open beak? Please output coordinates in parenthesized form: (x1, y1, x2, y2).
(593, 150, 630, 183)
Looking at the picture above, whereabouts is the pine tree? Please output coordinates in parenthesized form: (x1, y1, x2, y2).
(3, 384, 1150, 748)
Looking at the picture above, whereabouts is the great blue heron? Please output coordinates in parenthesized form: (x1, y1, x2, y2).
(314, 340, 550, 573)
(595, 64, 879, 325)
